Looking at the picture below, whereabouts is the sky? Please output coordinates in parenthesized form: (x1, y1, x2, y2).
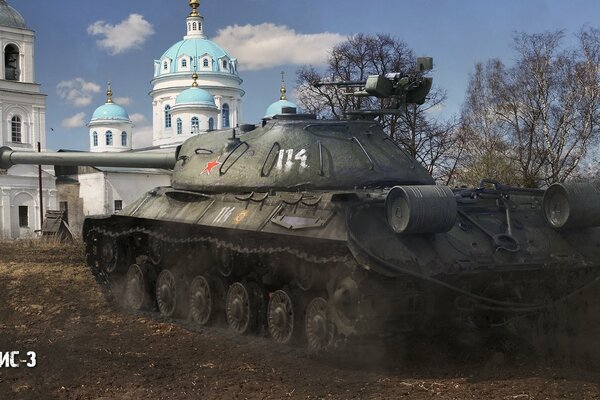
(10, 0, 600, 151)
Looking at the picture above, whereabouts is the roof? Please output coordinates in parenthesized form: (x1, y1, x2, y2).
(175, 86, 216, 107)
(158, 38, 235, 75)
(0, 1, 26, 29)
(91, 103, 130, 122)
(264, 99, 299, 119)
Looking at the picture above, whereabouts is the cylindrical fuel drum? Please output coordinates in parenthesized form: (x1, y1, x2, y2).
(384, 185, 457, 234)
(543, 182, 600, 229)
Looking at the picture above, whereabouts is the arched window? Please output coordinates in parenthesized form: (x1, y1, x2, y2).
(11, 115, 21, 142)
(176, 118, 182, 135)
(164, 105, 172, 128)
(203, 58, 209, 67)
(93, 131, 98, 146)
(193, 22, 197, 30)
(121, 131, 127, 146)
(222, 60, 228, 69)
(208, 117, 214, 131)
(106, 130, 113, 146)
(4, 44, 20, 81)
(222, 104, 230, 128)
(182, 59, 187, 68)
(163, 61, 168, 70)
(188, 23, 191, 31)
(191, 117, 199, 133)
(198, 23, 202, 31)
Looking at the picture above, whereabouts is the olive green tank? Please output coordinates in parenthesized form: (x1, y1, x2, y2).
(2, 68, 600, 352)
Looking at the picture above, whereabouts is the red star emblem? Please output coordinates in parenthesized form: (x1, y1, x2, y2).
(201, 157, 221, 175)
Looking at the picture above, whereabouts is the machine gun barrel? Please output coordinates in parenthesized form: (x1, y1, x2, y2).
(0, 146, 177, 170)
(314, 80, 366, 88)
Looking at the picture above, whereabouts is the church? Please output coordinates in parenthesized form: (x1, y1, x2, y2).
(0, 0, 57, 239)
(0, 0, 298, 238)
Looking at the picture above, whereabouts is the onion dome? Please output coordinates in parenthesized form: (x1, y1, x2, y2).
(91, 83, 131, 122)
(174, 72, 217, 107)
(0, 0, 27, 29)
(264, 72, 299, 118)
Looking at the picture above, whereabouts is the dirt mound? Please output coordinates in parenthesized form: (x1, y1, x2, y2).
(0, 241, 599, 399)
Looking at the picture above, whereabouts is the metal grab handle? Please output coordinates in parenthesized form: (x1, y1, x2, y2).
(194, 148, 213, 155)
(234, 192, 269, 203)
(318, 140, 324, 176)
(351, 137, 375, 170)
(260, 142, 280, 177)
(219, 141, 249, 176)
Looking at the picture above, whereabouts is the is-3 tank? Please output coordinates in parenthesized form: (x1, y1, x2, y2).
(2, 62, 600, 352)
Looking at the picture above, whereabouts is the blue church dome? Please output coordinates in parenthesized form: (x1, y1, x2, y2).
(159, 38, 236, 75)
(265, 99, 299, 119)
(175, 86, 216, 107)
(91, 103, 130, 121)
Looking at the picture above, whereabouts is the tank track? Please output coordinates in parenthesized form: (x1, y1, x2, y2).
(83, 218, 425, 351)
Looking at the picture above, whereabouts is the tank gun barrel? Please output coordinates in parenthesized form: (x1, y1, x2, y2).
(0, 146, 177, 170)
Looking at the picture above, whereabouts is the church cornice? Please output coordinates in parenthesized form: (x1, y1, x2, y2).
(151, 71, 243, 86)
(150, 85, 245, 99)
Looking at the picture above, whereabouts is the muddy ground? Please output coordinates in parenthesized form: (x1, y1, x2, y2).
(0, 241, 599, 399)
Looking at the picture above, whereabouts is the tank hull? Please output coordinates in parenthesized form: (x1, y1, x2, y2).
(82, 185, 600, 347)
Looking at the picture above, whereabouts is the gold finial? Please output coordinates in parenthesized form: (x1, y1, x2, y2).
(192, 71, 199, 87)
(189, 0, 200, 17)
(106, 81, 113, 103)
(279, 71, 287, 101)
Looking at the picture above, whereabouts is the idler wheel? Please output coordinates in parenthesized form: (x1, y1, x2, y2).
(267, 289, 298, 345)
(189, 275, 226, 326)
(156, 269, 178, 318)
(305, 297, 334, 352)
(99, 236, 118, 274)
(125, 263, 151, 311)
(226, 282, 259, 334)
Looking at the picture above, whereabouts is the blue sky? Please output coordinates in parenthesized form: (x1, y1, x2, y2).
(10, 0, 600, 150)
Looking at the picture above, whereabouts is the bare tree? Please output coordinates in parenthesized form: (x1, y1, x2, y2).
(296, 33, 459, 183)
(460, 29, 600, 188)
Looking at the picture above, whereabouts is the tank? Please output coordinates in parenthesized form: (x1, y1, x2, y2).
(2, 66, 600, 352)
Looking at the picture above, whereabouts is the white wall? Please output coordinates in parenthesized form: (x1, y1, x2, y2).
(0, 165, 58, 238)
(78, 170, 170, 216)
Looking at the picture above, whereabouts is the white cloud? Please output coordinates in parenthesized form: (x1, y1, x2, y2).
(56, 78, 101, 107)
(114, 97, 132, 106)
(132, 125, 153, 149)
(88, 14, 155, 55)
(61, 112, 86, 129)
(212, 23, 345, 71)
(130, 113, 147, 124)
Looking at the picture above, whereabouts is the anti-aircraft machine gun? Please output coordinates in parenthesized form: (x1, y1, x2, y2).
(2, 57, 600, 353)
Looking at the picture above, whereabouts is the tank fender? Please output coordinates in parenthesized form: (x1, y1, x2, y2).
(384, 185, 457, 234)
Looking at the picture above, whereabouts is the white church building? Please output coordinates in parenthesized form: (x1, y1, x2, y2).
(150, 0, 244, 146)
(0, 0, 57, 239)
